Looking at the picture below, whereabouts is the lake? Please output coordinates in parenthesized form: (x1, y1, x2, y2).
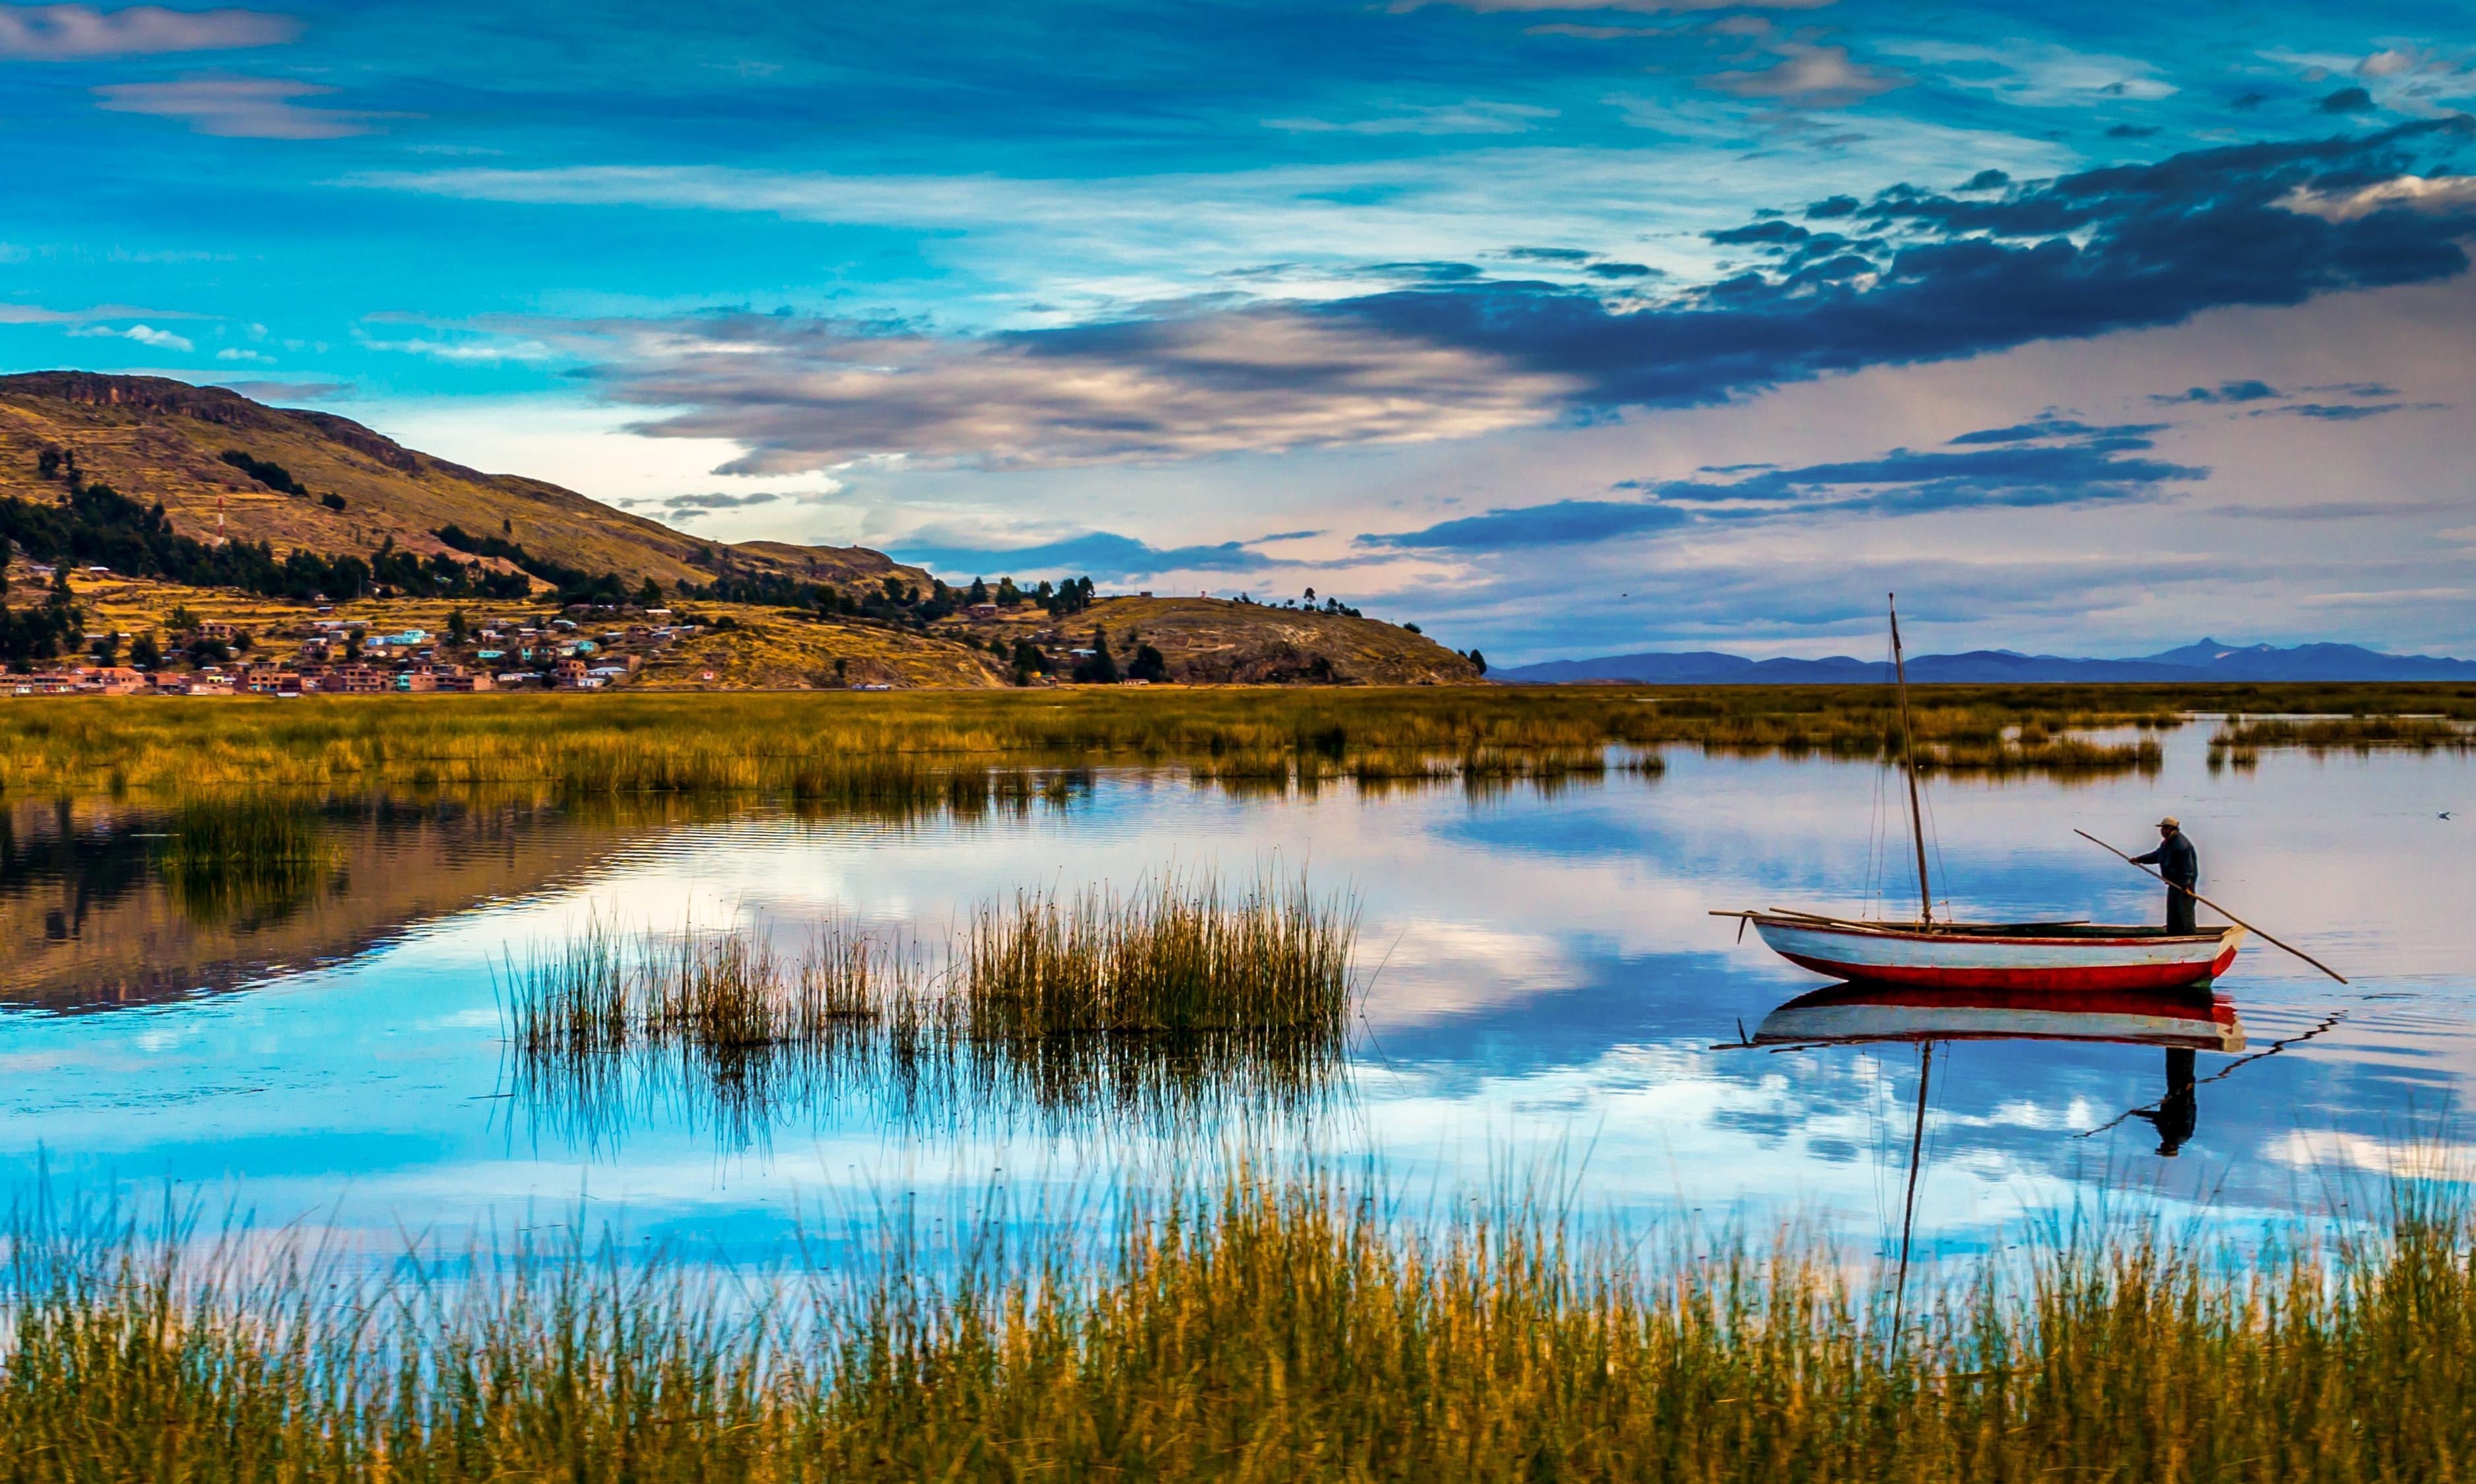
(3, 725, 2466, 1267)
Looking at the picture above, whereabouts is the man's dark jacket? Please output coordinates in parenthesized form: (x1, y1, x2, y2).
(2134, 831, 2198, 887)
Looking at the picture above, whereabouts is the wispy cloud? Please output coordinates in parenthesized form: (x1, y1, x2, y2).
(0, 3, 295, 59)
(2250, 400, 2444, 421)
(0, 300, 206, 323)
(93, 73, 399, 138)
(360, 332, 558, 364)
(67, 321, 195, 350)
(1264, 100, 1555, 135)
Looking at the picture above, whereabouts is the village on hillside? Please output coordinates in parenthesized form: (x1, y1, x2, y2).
(1, 557, 1478, 696)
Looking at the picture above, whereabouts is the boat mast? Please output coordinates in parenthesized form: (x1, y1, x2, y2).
(1889, 593, 1934, 926)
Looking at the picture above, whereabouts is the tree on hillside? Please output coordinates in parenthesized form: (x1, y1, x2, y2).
(130, 631, 160, 670)
(1466, 649, 1487, 675)
(966, 576, 989, 605)
(637, 577, 661, 607)
(1129, 641, 1168, 683)
(1072, 627, 1119, 684)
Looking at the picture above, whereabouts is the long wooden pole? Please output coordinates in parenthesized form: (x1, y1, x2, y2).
(1889, 595, 1934, 926)
(2073, 829, 2349, 984)
(1891, 1039, 1933, 1349)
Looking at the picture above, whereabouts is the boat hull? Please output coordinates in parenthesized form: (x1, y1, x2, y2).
(1752, 983, 2246, 1050)
(1749, 915, 2246, 992)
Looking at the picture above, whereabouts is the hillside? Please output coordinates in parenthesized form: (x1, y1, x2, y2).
(0, 372, 924, 593)
(0, 372, 1480, 690)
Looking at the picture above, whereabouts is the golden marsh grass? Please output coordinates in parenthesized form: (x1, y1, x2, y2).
(9, 1167, 2476, 1480)
(0, 681, 2392, 798)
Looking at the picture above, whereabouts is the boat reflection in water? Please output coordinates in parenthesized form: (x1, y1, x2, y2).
(1742, 981, 2248, 1332)
(1749, 981, 2244, 1157)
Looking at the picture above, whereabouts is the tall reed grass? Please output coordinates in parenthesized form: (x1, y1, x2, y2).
(9, 1167, 2476, 1479)
(8, 681, 2408, 799)
(501, 877, 1358, 1147)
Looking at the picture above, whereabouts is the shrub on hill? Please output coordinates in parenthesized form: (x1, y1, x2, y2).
(217, 449, 309, 498)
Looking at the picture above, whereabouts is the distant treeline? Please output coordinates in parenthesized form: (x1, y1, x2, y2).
(1, 475, 530, 606)
(683, 569, 1100, 626)
(3, 480, 379, 602)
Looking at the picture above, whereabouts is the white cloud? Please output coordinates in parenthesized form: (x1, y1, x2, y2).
(215, 346, 271, 362)
(1703, 43, 1906, 105)
(2281, 174, 2476, 222)
(68, 321, 195, 350)
(0, 3, 296, 59)
(92, 73, 394, 139)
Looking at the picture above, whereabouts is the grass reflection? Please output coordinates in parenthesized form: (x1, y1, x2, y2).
(151, 798, 342, 927)
(501, 875, 1358, 1150)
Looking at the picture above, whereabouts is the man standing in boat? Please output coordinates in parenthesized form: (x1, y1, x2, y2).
(2132, 817, 2199, 934)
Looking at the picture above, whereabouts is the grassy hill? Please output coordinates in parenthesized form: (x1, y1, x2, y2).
(0, 372, 1482, 689)
(0, 371, 923, 592)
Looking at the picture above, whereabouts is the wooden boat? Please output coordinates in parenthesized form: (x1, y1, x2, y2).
(1724, 595, 2247, 994)
(1739, 913, 2246, 993)
(1747, 980, 2246, 1050)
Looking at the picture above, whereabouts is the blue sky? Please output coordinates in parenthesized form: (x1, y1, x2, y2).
(5, 0, 2474, 662)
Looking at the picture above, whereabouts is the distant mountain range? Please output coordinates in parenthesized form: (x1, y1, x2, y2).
(1495, 639, 2476, 686)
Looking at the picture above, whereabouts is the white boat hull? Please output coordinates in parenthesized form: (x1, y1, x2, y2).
(1747, 915, 2246, 992)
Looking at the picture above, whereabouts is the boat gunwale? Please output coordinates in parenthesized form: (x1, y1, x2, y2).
(1730, 910, 2240, 948)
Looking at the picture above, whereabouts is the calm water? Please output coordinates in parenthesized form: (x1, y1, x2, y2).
(3, 727, 2468, 1265)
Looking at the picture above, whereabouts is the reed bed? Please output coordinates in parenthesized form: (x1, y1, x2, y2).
(2211, 713, 2476, 755)
(13, 682, 2449, 799)
(9, 1168, 2476, 1480)
(502, 878, 1358, 1146)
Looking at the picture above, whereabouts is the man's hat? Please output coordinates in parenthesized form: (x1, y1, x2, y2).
(2158, 816, 2180, 829)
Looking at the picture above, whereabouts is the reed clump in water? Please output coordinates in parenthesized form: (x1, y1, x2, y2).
(11, 1169, 2476, 1479)
(151, 796, 342, 925)
(502, 876, 1357, 1144)
(960, 876, 1355, 1039)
